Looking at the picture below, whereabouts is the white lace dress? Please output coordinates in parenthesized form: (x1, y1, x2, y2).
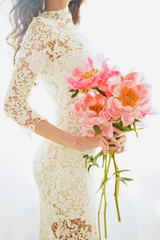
(3, 5, 99, 240)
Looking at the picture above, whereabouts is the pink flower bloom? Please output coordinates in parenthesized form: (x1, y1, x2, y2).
(71, 91, 114, 138)
(66, 54, 111, 91)
(107, 72, 152, 126)
(95, 61, 122, 98)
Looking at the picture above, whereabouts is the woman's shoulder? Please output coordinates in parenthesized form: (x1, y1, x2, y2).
(26, 16, 59, 37)
(17, 16, 59, 57)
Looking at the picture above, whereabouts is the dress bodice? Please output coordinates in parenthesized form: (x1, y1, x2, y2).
(3, 5, 96, 138)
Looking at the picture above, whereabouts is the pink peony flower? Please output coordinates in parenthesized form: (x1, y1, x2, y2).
(107, 72, 153, 126)
(71, 91, 114, 138)
(66, 54, 111, 91)
(96, 61, 122, 95)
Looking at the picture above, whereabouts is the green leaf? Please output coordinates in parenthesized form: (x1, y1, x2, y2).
(88, 163, 99, 171)
(85, 158, 88, 168)
(120, 179, 128, 187)
(90, 156, 94, 161)
(94, 150, 103, 161)
(94, 162, 99, 167)
(112, 169, 131, 176)
(134, 119, 141, 122)
(71, 90, 79, 98)
(83, 154, 89, 159)
(102, 157, 105, 168)
(87, 162, 99, 172)
(122, 177, 134, 181)
(113, 121, 123, 129)
(119, 128, 134, 133)
(69, 89, 76, 92)
(87, 164, 93, 172)
(114, 176, 123, 181)
(95, 87, 107, 97)
(114, 176, 134, 181)
(96, 178, 110, 193)
(128, 125, 132, 130)
(114, 117, 121, 122)
(93, 125, 102, 134)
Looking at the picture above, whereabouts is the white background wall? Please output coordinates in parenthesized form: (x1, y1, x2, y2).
(0, 0, 160, 239)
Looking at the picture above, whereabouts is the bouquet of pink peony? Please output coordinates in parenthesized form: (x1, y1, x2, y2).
(66, 54, 155, 240)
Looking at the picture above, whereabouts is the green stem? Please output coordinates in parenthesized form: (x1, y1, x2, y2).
(98, 153, 110, 240)
(106, 152, 112, 177)
(104, 188, 107, 239)
(98, 189, 104, 240)
(112, 151, 121, 222)
(103, 154, 107, 239)
(94, 150, 103, 161)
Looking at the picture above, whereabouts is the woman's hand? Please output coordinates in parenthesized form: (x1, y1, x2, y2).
(75, 126, 123, 155)
(109, 128, 127, 154)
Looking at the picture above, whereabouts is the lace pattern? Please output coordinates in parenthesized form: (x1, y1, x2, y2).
(33, 140, 98, 239)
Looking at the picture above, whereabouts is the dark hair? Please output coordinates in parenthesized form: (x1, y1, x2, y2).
(6, 0, 85, 66)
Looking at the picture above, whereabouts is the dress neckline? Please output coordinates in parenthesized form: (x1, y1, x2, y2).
(40, 5, 72, 23)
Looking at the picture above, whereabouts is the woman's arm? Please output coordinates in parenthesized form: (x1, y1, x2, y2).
(3, 18, 77, 149)
(33, 119, 77, 148)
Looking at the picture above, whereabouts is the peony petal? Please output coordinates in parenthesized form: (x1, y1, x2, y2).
(99, 122, 113, 138)
(122, 72, 138, 83)
(89, 117, 101, 125)
(85, 57, 94, 72)
(111, 65, 122, 76)
(73, 101, 84, 117)
(122, 79, 135, 89)
(94, 53, 106, 69)
(79, 117, 93, 127)
(108, 76, 121, 94)
(107, 97, 122, 119)
(73, 68, 84, 78)
(66, 77, 77, 89)
(121, 112, 134, 126)
(101, 58, 110, 71)
(97, 82, 109, 93)
(81, 127, 95, 137)
(84, 110, 97, 118)
(134, 110, 142, 120)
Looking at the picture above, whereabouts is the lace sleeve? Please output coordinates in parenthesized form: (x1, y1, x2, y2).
(3, 18, 58, 132)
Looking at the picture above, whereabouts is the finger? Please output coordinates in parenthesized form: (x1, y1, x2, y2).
(101, 138, 109, 154)
(101, 134, 110, 145)
(110, 137, 122, 149)
(116, 135, 127, 144)
(108, 140, 113, 144)
(109, 144, 116, 146)
(113, 132, 125, 139)
(115, 149, 124, 154)
(115, 146, 125, 154)
(100, 134, 113, 146)
(109, 145, 119, 150)
(109, 142, 125, 149)
(109, 141, 125, 149)
(101, 133, 121, 146)
(101, 132, 124, 149)
(120, 142, 125, 148)
(113, 126, 122, 135)
(99, 139, 108, 155)
(101, 133, 111, 141)
(102, 136, 113, 144)
(102, 137, 120, 149)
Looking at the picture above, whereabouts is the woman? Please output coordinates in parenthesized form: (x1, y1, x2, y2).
(4, 0, 126, 239)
